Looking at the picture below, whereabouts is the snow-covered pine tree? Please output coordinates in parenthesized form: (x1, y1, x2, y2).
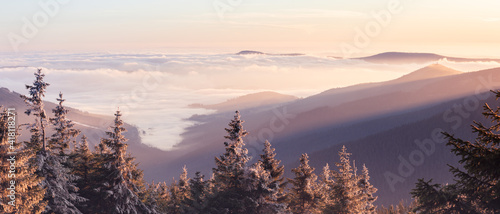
(37, 149, 85, 214)
(320, 163, 335, 211)
(155, 181, 171, 213)
(357, 164, 377, 213)
(166, 166, 191, 213)
(81, 139, 115, 212)
(183, 171, 209, 213)
(28, 92, 85, 214)
(0, 107, 46, 214)
(95, 110, 153, 214)
(20, 68, 50, 152)
(326, 145, 362, 214)
(68, 135, 96, 213)
(20, 69, 85, 213)
(259, 140, 286, 198)
(208, 110, 252, 213)
(166, 178, 182, 213)
(287, 153, 322, 214)
(244, 163, 289, 213)
(49, 92, 80, 155)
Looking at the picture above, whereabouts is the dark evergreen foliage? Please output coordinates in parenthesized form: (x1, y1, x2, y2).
(287, 153, 322, 214)
(412, 90, 500, 214)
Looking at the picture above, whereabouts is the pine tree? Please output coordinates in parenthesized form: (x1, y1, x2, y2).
(93, 110, 152, 214)
(20, 68, 50, 152)
(183, 172, 209, 213)
(320, 163, 335, 212)
(412, 90, 500, 213)
(49, 92, 80, 154)
(250, 140, 288, 213)
(358, 164, 377, 214)
(245, 163, 289, 213)
(411, 180, 464, 213)
(68, 135, 95, 213)
(287, 153, 322, 214)
(20, 68, 85, 213)
(326, 146, 362, 214)
(28, 92, 84, 213)
(258, 140, 286, 198)
(155, 181, 170, 213)
(37, 149, 85, 214)
(166, 166, 191, 213)
(0, 107, 46, 214)
(208, 110, 253, 213)
(214, 111, 250, 184)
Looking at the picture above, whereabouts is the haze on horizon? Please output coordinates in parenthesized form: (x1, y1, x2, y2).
(1, 0, 500, 58)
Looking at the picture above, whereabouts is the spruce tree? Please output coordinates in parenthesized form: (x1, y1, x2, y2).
(321, 146, 376, 213)
(287, 153, 322, 214)
(20, 69, 85, 213)
(258, 140, 286, 198)
(49, 93, 80, 154)
(213, 111, 250, 185)
(143, 180, 174, 214)
(32, 92, 85, 213)
(327, 146, 362, 214)
(155, 181, 171, 213)
(358, 164, 377, 214)
(166, 166, 191, 213)
(0, 107, 46, 214)
(20, 68, 50, 152)
(68, 135, 95, 213)
(412, 90, 500, 213)
(245, 163, 289, 213)
(250, 140, 288, 213)
(208, 110, 252, 213)
(94, 110, 152, 214)
(411, 180, 464, 213)
(320, 163, 335, 212)
(37, 149, 85, 214)
(184, 172, 209, 213)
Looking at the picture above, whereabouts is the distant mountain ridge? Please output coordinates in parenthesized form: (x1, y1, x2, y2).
(354, 52, 500, 64)
(392, 64, 462, 83)
(189, 91, 299, 112)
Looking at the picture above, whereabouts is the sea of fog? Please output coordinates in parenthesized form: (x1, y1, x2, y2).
(1, 51, 499, 150)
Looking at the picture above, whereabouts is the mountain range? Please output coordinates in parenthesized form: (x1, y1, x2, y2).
(3, 52, 500, 206)
(159, 62, 500, 206)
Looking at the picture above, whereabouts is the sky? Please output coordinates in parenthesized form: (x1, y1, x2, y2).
(1, 0, 500, 57)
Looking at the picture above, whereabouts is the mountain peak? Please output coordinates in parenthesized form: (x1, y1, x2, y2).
(356, 52, 444, 64)
(236, 50, 265, 55)
(393, 64, 462, 83)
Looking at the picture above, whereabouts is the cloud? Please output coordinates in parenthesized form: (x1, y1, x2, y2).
(438, 58, 500, 72)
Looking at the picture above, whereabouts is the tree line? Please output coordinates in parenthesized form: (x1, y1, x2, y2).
(1, 69, 499, 213)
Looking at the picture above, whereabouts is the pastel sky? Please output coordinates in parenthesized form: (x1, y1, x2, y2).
(1, 0, 499, 57)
